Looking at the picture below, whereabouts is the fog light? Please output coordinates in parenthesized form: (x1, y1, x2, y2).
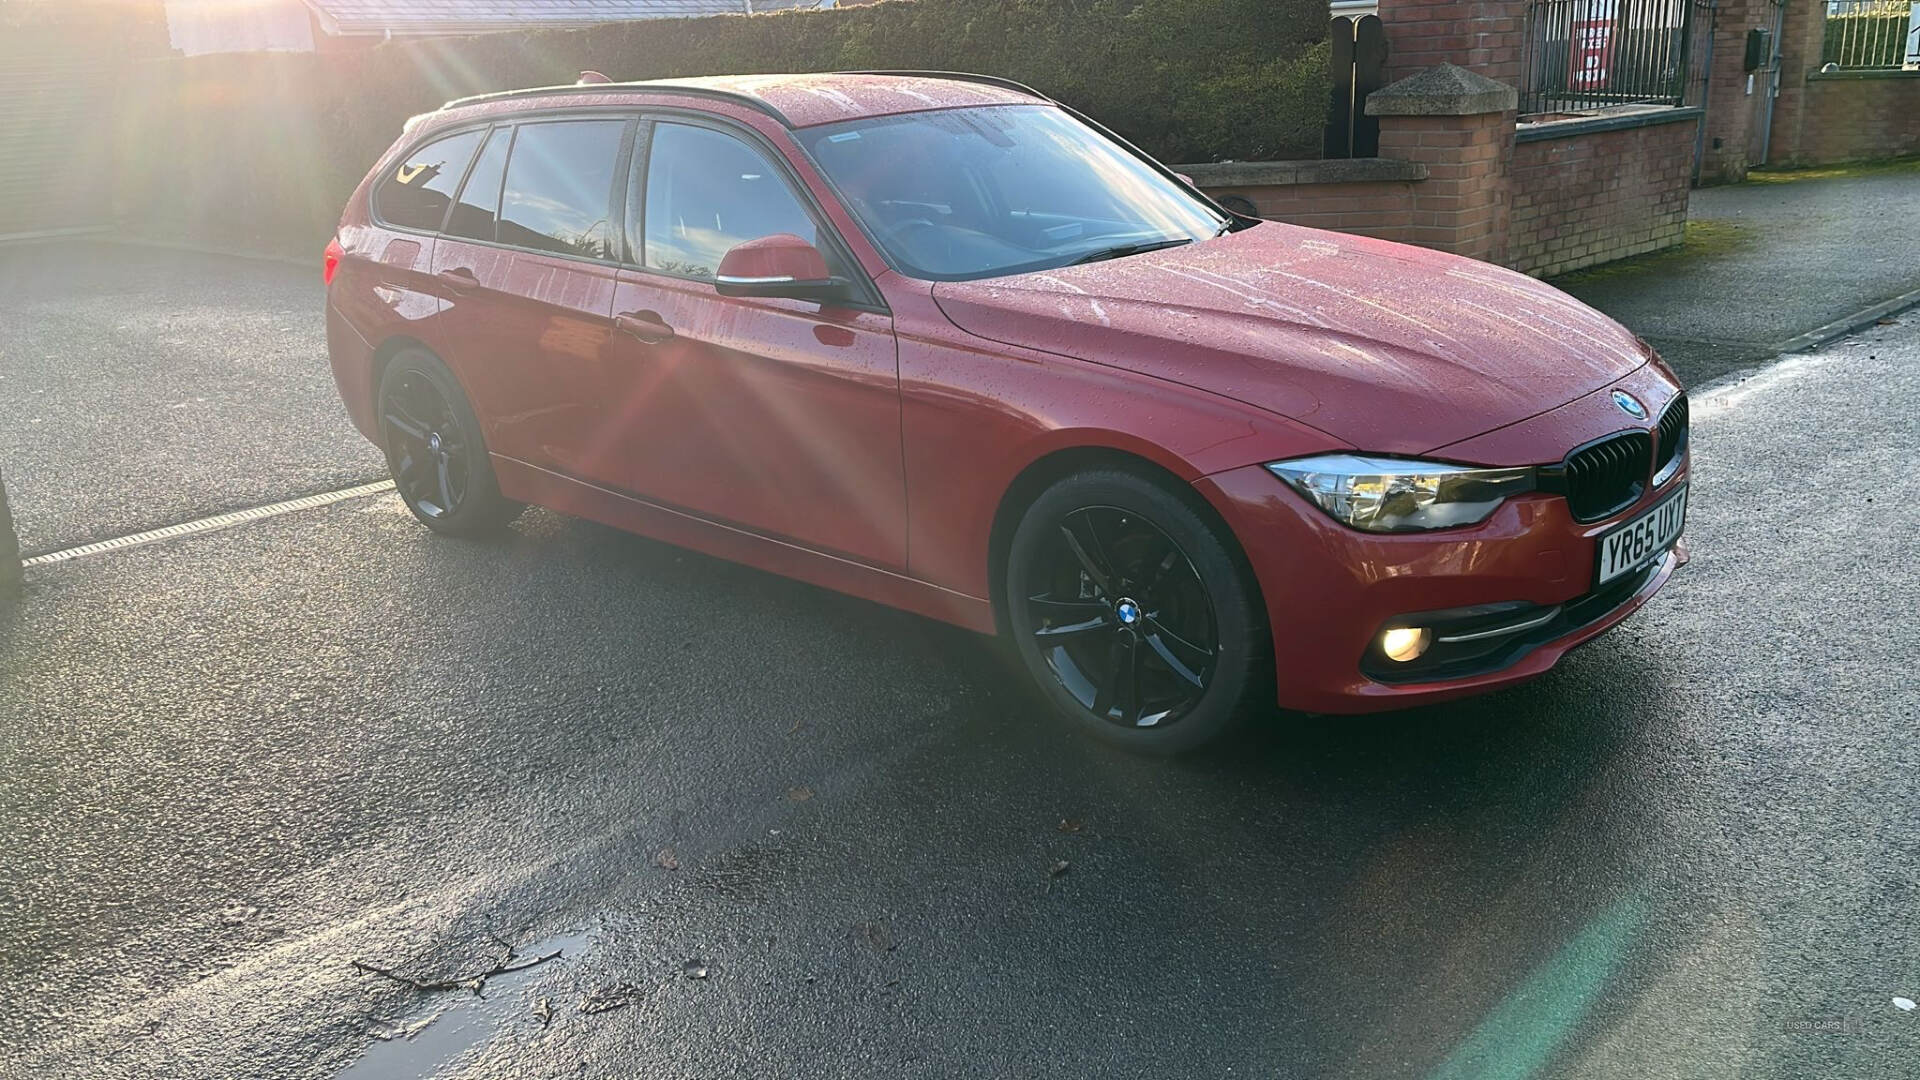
(1381, 626, 1431, 663)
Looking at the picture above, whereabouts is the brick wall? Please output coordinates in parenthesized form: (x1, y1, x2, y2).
(1508, 112, 1698, 276)
(1202, 180, 1421, 242)
(1775, 73, 1920, 165)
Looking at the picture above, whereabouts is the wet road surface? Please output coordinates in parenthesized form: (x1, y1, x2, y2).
(0, 243, 380, 556)
(1, 251, 1917, 1077)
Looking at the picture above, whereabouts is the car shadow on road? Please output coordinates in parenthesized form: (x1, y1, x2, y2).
(482, 507, 1687, 1076)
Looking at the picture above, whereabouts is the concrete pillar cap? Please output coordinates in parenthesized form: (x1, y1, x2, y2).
(1365, 63, 1518, 116)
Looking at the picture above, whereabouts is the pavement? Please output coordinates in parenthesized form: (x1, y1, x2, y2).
(2, 173, 1919, 1078)
(1554, 157, 1920, 386)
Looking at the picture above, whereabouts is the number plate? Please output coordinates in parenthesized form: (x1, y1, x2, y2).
(1595, 485, 1687, 585)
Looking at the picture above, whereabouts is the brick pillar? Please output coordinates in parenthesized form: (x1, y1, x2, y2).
(1697, 0, 1781, 183)
(1765, 0, 1829, 166)
(1367, 64, 1519, 263)
(1376, 0, 1530, 87)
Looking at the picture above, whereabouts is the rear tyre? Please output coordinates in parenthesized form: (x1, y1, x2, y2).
(1003, 468, 1269, 754)
(376, 349, 522, 536)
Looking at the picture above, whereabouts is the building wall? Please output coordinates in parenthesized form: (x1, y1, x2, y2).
(1508, 113, 1699, 276)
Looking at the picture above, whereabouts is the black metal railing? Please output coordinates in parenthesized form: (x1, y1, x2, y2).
(1520, 0, 1704, 117)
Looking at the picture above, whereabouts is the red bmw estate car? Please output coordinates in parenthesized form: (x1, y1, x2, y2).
(325, 71, 1689, 752)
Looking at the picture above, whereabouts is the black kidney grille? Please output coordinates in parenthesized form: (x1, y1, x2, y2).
(1564, 431, 1651, 521)
(1653, 393, 1689, 478)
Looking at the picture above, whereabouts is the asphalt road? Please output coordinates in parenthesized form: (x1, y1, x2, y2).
(0, 242, 382, 556)
(2, 252, 1918, 1078)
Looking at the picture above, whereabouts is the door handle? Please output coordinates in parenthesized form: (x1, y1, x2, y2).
(435, 267, 479, 293)
(614, 310, 675, 344)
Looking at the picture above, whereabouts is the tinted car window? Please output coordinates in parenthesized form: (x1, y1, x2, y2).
(498, 120, 624, 260)
(446, 126, 511, 243)
(377, 129, 484, 233)
(643, 123, 828, 280)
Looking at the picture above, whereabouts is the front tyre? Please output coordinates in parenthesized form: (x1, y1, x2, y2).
(1004, 468, 1269, 754)
(376, 348, 522, 536)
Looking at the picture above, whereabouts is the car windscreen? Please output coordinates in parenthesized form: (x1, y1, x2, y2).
(798, 104, 1226, 282)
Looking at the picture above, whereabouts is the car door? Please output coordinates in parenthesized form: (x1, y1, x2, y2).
(606, 118, 906, 569)
(359, 126, 488, 339)
(428, 117, 631, 486)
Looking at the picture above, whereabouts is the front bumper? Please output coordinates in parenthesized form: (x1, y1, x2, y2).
(1196, 458, 1688, 714)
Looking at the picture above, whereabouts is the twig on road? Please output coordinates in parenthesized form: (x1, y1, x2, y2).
(350, 941, 564, 996)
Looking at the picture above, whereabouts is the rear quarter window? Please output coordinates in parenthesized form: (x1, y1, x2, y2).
(497, 120, 626, 260)
(375, 129, 485, 233)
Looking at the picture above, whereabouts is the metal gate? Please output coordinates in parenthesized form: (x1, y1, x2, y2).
(1748, 0, 1789, 166)
(1326, 14, 1388, 158)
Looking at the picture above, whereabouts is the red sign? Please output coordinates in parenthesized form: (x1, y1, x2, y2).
(1571, 18, 1615, 90)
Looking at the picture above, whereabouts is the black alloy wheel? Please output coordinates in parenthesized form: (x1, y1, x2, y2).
(376, 349, 521, 536)
(1006, 469, 1268, 753)
(1027, 507, 1216, 728)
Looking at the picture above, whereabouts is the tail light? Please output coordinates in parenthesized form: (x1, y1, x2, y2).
(323, 237, 344, 286)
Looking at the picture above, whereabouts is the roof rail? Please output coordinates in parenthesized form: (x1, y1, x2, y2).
(837, 70, 1049, 101)
(438, 80, 792, 124)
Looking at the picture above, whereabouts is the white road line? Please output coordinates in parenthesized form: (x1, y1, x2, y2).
(21, 480, 395, 569)
(1691, 350, 1844, 418)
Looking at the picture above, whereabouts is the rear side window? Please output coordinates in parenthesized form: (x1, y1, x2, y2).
(642, 122, 830, 280)
(446, 126, 511, 243)
(498, 120, 625, 260)
(376, 129, 484, 233)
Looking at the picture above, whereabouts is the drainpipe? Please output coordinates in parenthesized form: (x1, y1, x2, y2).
(0, 471, 20, 607)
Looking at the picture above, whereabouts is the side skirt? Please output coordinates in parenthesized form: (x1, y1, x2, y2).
(491, 455, 997, 635)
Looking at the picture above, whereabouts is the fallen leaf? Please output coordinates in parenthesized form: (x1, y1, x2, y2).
(1050, 860, 1071, 878)
(787, 786, 813, 802)
(1876, 317, 1899, 326)
(1057, 819, 1084, 834)
(854, 921, 895, 951)
(533, 997, 553, 1029)
(654, 848, 679, 870)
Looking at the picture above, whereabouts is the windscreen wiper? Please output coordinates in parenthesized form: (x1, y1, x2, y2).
(1067, 237, 1196, 265)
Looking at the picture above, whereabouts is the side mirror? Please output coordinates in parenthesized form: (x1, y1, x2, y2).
(715, 234, 847, 302)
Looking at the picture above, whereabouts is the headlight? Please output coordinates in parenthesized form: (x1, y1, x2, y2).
(1266, 454, 1535, 532)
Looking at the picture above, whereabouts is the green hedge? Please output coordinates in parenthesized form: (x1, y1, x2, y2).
(116, 0, 1328, 255)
